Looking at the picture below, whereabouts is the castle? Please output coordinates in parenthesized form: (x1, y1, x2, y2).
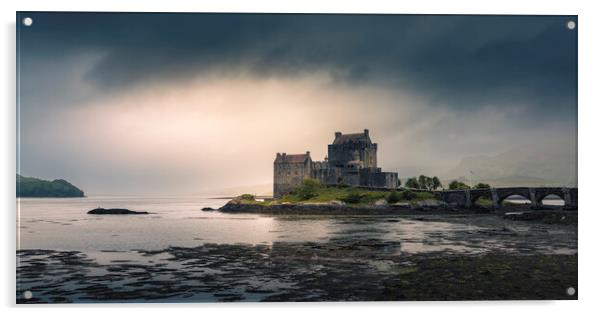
(273, 129, 399, 198)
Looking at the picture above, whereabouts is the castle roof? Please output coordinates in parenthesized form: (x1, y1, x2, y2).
(332, 132, 371, 145)
(274, 152, 311, 163)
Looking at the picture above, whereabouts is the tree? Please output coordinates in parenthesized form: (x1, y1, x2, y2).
(418, 175, 428, 190)
(432, 176, 442, 190)
(406, 175, 443, 190)
(405, 177, 420, 189)
(473, 183, 491, 189)
(426, 177, 435, 190)
(295, 178, 323, 200)
(449, 180, 470, 190)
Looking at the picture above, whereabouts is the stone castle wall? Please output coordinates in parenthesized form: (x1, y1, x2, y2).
(359, 168, 398, 189)
(328, 143, 377, 168)
(273, 156, 312, 198)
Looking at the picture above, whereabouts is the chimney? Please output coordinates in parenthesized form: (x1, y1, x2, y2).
(364, 129, 369, 136)
(306, 151, 310, 156)
(335, 131, 342, 138)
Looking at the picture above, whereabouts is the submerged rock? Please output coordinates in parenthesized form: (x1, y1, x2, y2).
(87, 208, 149, 215)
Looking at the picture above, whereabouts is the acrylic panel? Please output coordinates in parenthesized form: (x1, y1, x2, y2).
(16, 12, 577, 303)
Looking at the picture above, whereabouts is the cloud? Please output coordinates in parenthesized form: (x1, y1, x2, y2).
(16, 13, 578, 194)
(18, 13, 577, 116)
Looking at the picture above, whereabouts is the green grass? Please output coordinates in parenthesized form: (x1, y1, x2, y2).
(245, 185, 439, 206)
(474, 197, 493, 208)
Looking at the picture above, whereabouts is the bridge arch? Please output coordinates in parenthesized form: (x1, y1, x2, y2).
(499, 194, 532, 206)
(540, 193, 565, 207)
(534, 188, 565, 205)
(495, 188, 532, 207)
(469, 189, 492, 203)
(469, 189, 494, 209)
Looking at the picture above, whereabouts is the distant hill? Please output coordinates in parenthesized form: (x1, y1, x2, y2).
(444, 138, 577, 187)
(17, 174, 85, 197)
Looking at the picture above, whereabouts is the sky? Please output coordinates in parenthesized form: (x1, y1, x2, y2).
(16, 13, 577, 195)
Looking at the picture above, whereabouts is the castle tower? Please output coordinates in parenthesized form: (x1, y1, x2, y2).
(328, 129, 377, 169)
(273, 151, 312, 198)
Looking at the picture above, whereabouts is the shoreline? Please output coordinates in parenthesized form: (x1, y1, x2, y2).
(219, 200, 575, 214)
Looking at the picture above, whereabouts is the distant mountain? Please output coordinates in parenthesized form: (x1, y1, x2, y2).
(444, 139, 577, 187)
(17, 174, 85, 197)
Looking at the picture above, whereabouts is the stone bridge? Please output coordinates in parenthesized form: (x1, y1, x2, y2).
(440, 187, 577, 212)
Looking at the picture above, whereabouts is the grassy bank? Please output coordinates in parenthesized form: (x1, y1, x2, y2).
(240, 180, 438, 207)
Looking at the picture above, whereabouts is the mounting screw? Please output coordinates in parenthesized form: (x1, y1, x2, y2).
(566, 286, 576, 296)
(22, 17, 33, 27)
(23, 290, 32, 299)
(566, 20, 576, 30)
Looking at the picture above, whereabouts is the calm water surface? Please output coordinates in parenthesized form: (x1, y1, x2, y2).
(16, 196, 577, 302)
(17, 195, 573, 254)
(17, 196, 330, 251)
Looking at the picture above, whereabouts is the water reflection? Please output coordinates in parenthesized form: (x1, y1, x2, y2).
(18, 196, 576, 255)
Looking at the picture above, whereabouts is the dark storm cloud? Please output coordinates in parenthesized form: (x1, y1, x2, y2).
(17, 12, 577, 117)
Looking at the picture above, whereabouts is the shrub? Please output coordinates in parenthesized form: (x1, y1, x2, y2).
(401, 190, 417, 200)
(240, 194, 255, 201)
(341, 190, 364, 204)
(294, 178, 323, 200)
(386, 191, 403, 204)
(449, 180, 470, 190)
(473, 183, 491, 189)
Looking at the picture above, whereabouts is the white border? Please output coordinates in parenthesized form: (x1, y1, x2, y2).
(2, 0, 601, 315)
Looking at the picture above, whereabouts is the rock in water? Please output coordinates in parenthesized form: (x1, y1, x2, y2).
(201, 207, 215, 211)
(87, 208, 149, 215)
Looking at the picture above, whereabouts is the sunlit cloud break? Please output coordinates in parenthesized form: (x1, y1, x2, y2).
(17, 13, 577, 195)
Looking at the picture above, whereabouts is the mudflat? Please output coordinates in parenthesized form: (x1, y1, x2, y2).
(17, 213, 577, 303)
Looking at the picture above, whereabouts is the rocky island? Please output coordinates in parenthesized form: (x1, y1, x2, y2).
(220, 182, 457, 215)
(17, 174, 85, 198)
